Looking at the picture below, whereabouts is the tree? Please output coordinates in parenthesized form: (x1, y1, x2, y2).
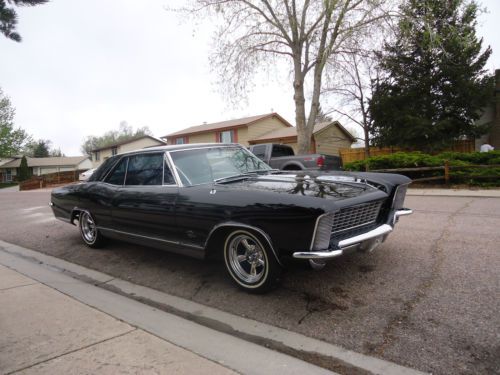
(0, 0, 49, 42)
(184, 0, 394, 154)
(369, 0, 493, 152)
(326, 48, 379, 157)
(0, 88, 32, 157)
(27, 139, 51, 157)
(81, 121, 152, 156)
(18, 155, 30, 181)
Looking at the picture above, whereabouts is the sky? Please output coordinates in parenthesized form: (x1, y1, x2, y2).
(1, 0, 499, 156)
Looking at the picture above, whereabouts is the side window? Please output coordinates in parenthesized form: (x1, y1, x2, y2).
(104, 157, 128, 185)
(125, 153, 163, 186)
(252, 145, 266, 159)
(164, 158, 175, 185)
(271, 145, 294, 157)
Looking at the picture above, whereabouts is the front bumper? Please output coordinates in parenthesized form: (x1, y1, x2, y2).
(293, 209, 412, 260)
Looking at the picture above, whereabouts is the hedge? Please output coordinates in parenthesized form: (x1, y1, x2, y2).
(344, 151, 500, 186)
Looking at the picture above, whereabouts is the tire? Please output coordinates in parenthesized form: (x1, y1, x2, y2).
(78, 211, 105, 248)
(223, 229, 281, 293)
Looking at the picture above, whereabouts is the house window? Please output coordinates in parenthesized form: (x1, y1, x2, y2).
(111, 147, 118, 156)
(219, 130, 235, 143)
(175, 137, 188, 145)
(95, 151, 100, 162)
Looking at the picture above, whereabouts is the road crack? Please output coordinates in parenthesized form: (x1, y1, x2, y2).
(373, 199, 473, 355)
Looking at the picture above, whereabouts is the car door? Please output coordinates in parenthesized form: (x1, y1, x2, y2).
(111, 152, 179, 244)
(83, 156, 126, 228)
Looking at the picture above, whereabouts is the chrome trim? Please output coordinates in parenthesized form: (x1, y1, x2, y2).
(96, 226, 204, 250)
(166, 151, 183, 187)
(391, 183, 410, 209)
(338, 224, 393, 248)
(204, 222, 282, 266)
(393, 208, 413, 224)
(309, 212, 335, 250)
(293, 224, 393, 260)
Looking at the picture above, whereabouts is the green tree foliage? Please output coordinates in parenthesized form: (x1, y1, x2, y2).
(28, 139, 51, 157)
(18, 155, 30, 181)
(0, 0, 48, 42)
(0, 88, 32, 157)
(81, 121, 152, 156)
(369, 0, 493, 152)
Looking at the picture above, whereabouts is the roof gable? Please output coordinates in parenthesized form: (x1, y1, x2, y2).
(90, 135, 167, 152)
(249, 121, 356, 143)
(163, 113, 292, 138)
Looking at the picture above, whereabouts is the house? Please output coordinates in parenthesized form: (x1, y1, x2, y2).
(163, 113, 355, 155)
(249, 121, 356, 155)
(163, 113, 293, 147)
(0, 156, 92, 183)
(90, 135, 167, 168)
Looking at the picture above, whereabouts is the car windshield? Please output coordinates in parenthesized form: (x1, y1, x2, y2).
(169, 146, 271, 186)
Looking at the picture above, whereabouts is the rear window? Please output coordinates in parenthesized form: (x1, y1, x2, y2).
(271, 145, 294, 157)
(89, 156, 120, 182)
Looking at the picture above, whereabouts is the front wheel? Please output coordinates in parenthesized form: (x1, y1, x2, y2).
(79, 211, 105, 248)
(223, 230, 281, 293)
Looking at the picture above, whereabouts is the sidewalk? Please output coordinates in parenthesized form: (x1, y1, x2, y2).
(407, 188, 500, 198)
(0, 264, 235, 375)
(0, 246, 337, 375)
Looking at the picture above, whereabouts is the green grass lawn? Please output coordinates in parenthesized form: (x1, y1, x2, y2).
(0, 182, 18, 189)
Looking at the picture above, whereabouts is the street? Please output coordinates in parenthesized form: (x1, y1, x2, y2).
(1, 189, 499, 375)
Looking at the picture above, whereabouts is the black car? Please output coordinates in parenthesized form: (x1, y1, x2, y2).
(51, 143, 412, 293)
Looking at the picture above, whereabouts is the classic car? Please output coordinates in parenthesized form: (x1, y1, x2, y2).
(50, 143, 412, 293)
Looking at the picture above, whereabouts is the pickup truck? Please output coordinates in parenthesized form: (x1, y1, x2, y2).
(249, 143, 342, 171)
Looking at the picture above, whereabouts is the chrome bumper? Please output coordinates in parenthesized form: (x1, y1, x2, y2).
(293, 209, 413, 261)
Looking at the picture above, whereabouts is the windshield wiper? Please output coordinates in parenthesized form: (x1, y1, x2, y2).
(214, 172, 258, 183)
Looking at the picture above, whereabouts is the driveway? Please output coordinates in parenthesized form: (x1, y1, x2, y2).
(0, 189, 498, 375)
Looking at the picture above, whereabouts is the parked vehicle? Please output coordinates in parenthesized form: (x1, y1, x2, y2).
(51, 143, 412, 293)
(249, 143, 341, 170)
(79, 168, 97, 181)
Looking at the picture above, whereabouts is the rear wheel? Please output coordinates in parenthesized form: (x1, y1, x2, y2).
(79, 211, 105, 248)
(223, 230, 281, 293)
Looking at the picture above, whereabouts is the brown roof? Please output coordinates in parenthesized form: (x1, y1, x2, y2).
(0, 156, 90, 169)
(163, 113, 292, 138)
(91, 135, 167, 152)
(249, 121, 356, 143)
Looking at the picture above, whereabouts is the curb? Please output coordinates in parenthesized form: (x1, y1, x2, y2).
(407, 189, 500, 198)
(0, 240, 427, 375)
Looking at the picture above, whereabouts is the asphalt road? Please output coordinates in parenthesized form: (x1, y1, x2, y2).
(0, 189, 498, 375)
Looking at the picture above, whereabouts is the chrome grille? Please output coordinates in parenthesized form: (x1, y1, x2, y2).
(331, 200, 383, 235)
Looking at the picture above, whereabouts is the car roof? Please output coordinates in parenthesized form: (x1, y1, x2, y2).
(117, 143, 242, 156)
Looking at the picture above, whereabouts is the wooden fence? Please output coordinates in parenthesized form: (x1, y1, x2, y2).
(369, 163, 500, 184)
(339, 140, 475, 164)
(19, 170, 83, 191)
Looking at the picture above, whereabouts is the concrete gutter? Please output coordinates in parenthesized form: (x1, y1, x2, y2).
(0, 240, 427, 375)
(407, 188, 500, 198)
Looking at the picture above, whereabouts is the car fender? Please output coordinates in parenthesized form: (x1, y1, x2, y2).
(204, 221, 283, 266)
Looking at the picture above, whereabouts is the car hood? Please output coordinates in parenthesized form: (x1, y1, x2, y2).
(217, 173, 388, 201)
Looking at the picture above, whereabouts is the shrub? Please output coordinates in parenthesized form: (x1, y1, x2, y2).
(343, 151, 500, 186)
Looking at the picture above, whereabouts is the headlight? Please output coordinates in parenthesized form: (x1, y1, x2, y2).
(311, 213, 335, 250)
(392, 184, 409, 210)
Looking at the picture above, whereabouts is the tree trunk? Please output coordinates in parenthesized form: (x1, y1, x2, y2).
(364, 126, 371, 158)
(293, 57, 310, 155)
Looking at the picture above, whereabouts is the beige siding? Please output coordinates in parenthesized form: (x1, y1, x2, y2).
(188, 132, 218, 144)
(314, 126, 353, 156)
(92, 138, 165, 167)
(246, 117, 290, 142)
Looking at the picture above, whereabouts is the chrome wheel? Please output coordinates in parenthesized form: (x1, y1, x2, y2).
(227, 233, 266, 284)
(80, 212, 97, 244)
